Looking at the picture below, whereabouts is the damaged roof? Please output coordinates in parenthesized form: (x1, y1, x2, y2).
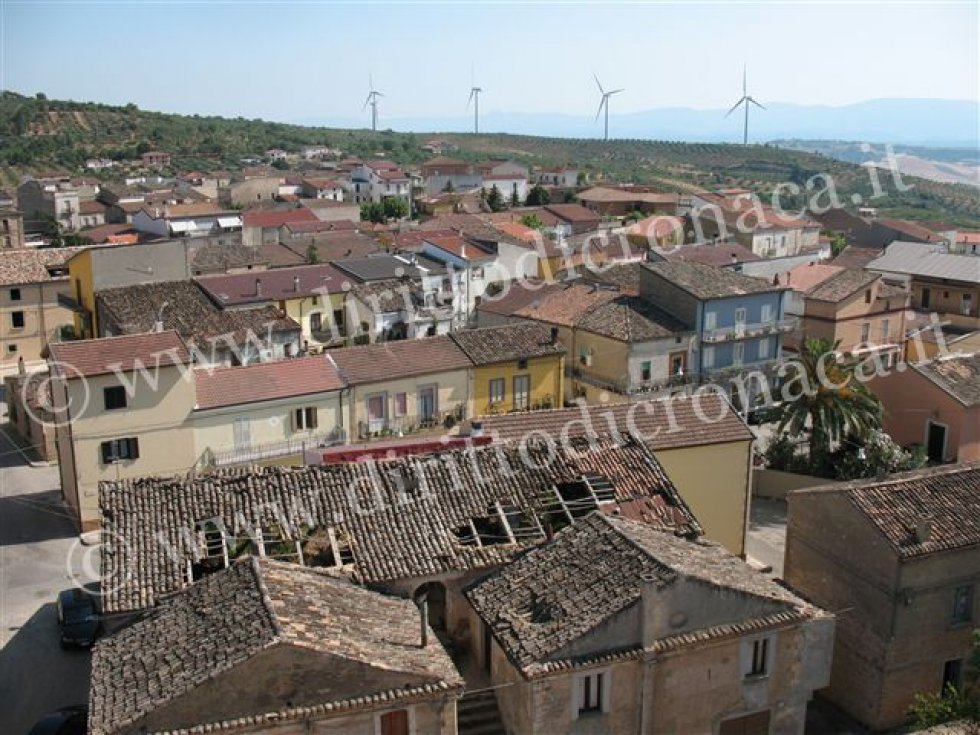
(99, 435, 700, 612)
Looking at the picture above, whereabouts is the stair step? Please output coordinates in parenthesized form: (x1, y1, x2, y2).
(457, 690, 506, 735)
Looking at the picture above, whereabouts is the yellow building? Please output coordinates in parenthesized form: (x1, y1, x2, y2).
(450, 322, 565, 417)
(0, 247, 82, 370)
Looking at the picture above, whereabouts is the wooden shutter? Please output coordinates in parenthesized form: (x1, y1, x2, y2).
(101, 442, 113, 464)
(379, 709, 409, 735)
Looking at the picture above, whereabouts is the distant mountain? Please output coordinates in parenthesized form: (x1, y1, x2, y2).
(297, 98, 979, 148)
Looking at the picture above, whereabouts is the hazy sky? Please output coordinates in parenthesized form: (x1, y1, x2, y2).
(2, 0, 977, 124)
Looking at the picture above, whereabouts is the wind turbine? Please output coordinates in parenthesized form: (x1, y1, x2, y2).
(726, 66, 765, 145)
(467, 67, 483, 134)
(363, 74, 384, 132)
(594, 74, 624, 141)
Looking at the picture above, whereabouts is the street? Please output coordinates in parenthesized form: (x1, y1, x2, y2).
(0, 416, 97, 734)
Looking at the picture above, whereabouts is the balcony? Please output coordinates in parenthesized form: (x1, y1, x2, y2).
(357, 404, 466, 440)
(567, 365, 694, 397)
(310, 326, 346, 345)
(203, 428, 346, 468)
(702, 317, 798, 344)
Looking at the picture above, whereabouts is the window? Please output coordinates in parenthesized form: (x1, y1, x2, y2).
(309, 312, 322, 332)
(579, 346, 592, 366)
(865, 289, 872, 304)
(860, 322, 870, 344)
(880, 319, 890, 342)
(513, 374, 530, 410)
(962, 293, 974, 316)
(293, 406, 317, 431)
(394, 392, 408, 417)
(10, 311, 24, 329)
(761, 303, 774, 323)
(517, 358, 528, 370)
(734, 307, 747, 327)
(488, 378, 505, 405)
(103, 386, 127, 411)
(733, 342, 745, 366)
(758, 337, 770, 359)
(703, 346, 716, 369)
(576, 671, 607, 716)
(952, 585, 974, 625)
(942, 659, 963, 695)
(7, 344, 16, 353)
(747, 638, 769, 677)
(9, 288, 21, 301)
(921, 287, 931, 309)
(704, 310, 717, 331)
(640, 361, 652, 382)
(100, 438, 139, 464)
(333, 309, 345, 332)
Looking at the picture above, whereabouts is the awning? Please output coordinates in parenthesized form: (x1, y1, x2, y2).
(217, 216, 242, 228)
(169, 220, 192, 234)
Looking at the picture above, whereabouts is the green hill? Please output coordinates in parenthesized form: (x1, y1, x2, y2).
(1, 90, 977, 226)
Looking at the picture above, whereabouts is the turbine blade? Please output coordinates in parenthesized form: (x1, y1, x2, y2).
(593, 73, 605, 95)
(749, 97, 765, 110)
(375, 91, 385, 98)
(609, 88, 625, 95)
(369, 73, 374, 92)
(725, 98, 746, 117)
(595, 98, 605, 122)
(467, 88, 474, 109)
(363, 93, 372, 111)
(742, 65, 747, 96)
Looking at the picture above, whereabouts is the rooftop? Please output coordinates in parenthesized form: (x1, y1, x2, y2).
(189, 240, 267, 274)
(471, 393, 753, 452)
(450, 323, 565, 365)
(89, 558, 462, 735)
(329, 334, 472, 384)
(779, 263, 844, 293)
(643, 260, 785, 300)
(96, 280, 299, 345)
(0, 246, 84, 286)
(657, 241, 762, 268)
(911, 352, 980, 407)
(514, 283, 620, 327)
(196, 263, 352, 305)
(333, 253, 439, 282)
(48, 330, 190, 379)
(423, 234, 495, 262)
(242, 207, 318, 229)
(576, 296, 690, 342)
(577, 187, 679, 205)
(195, 354, 346, 410)
(99, 434, 700, 612)
(543, 203, 600, 223)
(466, 513, 812, 676)
(867, 241, 980, 285)
(805, 268, 882, 303)
(793, 462, 980, 558)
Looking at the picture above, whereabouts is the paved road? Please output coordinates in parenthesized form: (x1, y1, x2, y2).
(0, 419, 97, 734)
(746, 496, 789, 578)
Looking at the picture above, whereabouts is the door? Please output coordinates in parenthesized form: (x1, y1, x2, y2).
(719, 710, 771, 735)
(513, 374, 530, 410)
(735, 307, 748, 335)
(232, 418, 251, 451)
(482, 621, 493, 674)
(367, 394, 387, 433)
(379, 709, 409, 735)
(921, 287, 931, 309)
(418, 386, 437, 422)
(926, 421, 947, 463)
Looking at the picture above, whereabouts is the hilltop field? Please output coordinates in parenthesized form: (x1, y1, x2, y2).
(2, 90, 977, 226)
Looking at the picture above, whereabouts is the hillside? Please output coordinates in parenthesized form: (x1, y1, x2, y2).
(2, 91, 978, 227)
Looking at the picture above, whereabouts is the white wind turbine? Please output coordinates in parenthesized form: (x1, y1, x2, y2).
(363, 74, 384, 132)
(594, 74, 624, 141)
(726, 65, 765, 145)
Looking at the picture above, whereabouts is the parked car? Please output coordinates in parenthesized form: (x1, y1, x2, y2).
(27, 706, 87, 735)
(56, 588, 100, 648)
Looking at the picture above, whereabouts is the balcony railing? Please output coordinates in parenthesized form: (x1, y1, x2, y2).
(203, 428, 346, 468)
(357, 404, 466, 440)
(702, 317, 798, 344)
(567, 365, 694, 397)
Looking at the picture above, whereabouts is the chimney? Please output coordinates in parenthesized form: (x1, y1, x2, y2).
(914, 515, 933, 543)
(550, 326, 559, 345)
(470, 420, 484, 439)
(730, 252, 737, 265)
(17, 356, 25, 376)
(293, 275, 300, 293)
(415, 594, 429, 648)
(255, 278, 262, 297)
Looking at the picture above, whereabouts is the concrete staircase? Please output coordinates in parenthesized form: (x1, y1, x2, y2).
(457, 689, 507, 735)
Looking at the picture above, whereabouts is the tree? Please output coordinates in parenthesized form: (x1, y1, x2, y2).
(525, 184, 550, 206)
(510, 187, 520, 207)
(271, 158, 290, 170)
(306, 243, 321, 264)
(520, 213, 544, 229)
(442, 180, 455, 193)
(382, 197, 408, 220)
(829, 233, 847, 258)
(485, 185, 504, 212)
(770, 338, 883, 458)
(360, 202, 385, 224)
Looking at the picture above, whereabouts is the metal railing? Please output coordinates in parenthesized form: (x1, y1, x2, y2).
(205, 428, 346, 468)
(357, 405, 466, 440)
(702, 317, 797, 344)
(567, 365, 695, 397)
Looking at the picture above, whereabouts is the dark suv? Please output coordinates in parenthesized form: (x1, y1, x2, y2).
(56, 588, 100, 649)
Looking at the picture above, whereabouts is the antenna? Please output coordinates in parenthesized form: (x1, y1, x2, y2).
(467, 64, 483, 134)
(725, 64, 765, 145)
(593, 73, 624, 141)
(363, 74, 384, 132)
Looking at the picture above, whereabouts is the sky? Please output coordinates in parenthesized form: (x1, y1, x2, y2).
(1, 0, 978, 126)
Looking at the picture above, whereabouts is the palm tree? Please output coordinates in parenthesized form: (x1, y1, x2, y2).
(772, 338, 883, 457)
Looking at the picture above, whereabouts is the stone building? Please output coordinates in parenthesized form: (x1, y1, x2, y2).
(784, 463, 980, 730)
(464, 512, 834, 735)
(89, 557, 463, 734)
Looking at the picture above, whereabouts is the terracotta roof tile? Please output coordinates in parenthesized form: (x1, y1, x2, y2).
(911, 353, 980, 407)
(197, 263, 351, 305)
(576, 296, 690, 342)
(805, 269, 880, 302)
(243, 208, 318, 229)
(195, 355, 346, 410)
(450, 323, 564, 365)
(514, 283, 619, 327)
(48, 330, 190, 378)
(329, 335, 471, 384)
(0, 246, 84, 286)
(643, 261, 786, 299)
